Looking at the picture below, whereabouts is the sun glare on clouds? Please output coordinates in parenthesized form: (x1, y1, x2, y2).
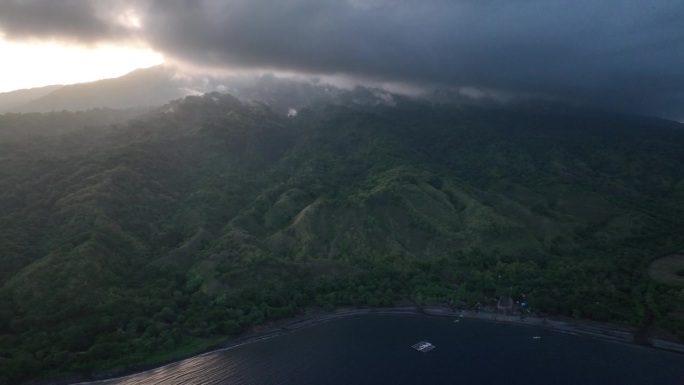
(0, 37, 163, 93)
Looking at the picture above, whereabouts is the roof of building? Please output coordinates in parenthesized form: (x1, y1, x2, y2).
(497, 296, 514, 309)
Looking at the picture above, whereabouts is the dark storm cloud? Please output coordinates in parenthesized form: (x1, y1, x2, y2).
(1, 0, 683, 119)
(139, 0, 684, 118)
(0, 0, 133, 42)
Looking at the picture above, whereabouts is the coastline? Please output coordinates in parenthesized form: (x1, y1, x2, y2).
(278, 305, 684, 353)
(46, 305, 684, 385)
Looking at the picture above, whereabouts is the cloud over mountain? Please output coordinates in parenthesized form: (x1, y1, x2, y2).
(1, 0, 683, 119)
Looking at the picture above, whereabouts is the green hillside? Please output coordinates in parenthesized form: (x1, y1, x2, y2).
(1, 91, 683, 383)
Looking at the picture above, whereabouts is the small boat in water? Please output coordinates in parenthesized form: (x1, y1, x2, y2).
(412, 341, 436, 352)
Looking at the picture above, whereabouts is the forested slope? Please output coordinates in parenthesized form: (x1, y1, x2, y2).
(1, 91, 683, 383)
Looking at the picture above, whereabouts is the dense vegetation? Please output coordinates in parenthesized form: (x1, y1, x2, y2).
(1, 91, 684, 383)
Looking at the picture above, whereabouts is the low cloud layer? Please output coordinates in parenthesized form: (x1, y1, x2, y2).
(2, 0, 683, 120)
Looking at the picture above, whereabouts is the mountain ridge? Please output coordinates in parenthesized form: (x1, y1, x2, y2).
(1, 90, 683, 383)
(12, 67, 188, 113)
(0, 84, 63, 113)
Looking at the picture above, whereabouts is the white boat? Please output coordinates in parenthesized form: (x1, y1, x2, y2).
(412, 341, 436, 352)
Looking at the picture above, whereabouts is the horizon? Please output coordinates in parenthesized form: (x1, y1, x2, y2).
(2, 64, 684, 125)
(1, 1, 683, 121)
(0, 37, 163, 93)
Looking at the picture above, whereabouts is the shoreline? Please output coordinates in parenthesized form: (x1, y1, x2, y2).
(277, 305, 684, 354)
(47, 305, 684, 385)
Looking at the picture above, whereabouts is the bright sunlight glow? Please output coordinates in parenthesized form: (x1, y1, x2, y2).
(0, 38, 164, 93)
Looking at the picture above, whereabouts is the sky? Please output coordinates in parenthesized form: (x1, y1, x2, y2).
(0, 0, 683, 120)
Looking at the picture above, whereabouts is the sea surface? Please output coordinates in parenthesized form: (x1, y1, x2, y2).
(89, 314, 683, 385)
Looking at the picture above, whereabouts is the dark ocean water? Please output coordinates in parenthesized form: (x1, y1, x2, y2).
(93, 314, 683, 385)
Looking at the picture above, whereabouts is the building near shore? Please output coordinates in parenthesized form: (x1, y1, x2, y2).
(497, 296, 514, 313)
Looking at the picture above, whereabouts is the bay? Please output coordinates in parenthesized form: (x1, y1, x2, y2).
(89, 314, 683, 385)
